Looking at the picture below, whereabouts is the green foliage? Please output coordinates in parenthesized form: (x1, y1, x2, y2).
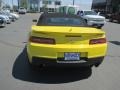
(42, 0, 48, 12)
(20, 0, 27, 8)
(3, 4, 11, 9)
(0, 0, 2, 8)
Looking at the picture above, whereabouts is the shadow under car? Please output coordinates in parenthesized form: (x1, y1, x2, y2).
(12, 48, 92, 84)
(109, 41, 120, 46)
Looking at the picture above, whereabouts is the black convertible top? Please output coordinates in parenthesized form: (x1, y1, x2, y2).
(37, 13, 86, 26)
(40, 12, 83, 19)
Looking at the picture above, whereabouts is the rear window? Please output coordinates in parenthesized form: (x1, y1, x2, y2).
(84, 11, 97, 15)
(37, 15, 86, 27)
(46, 17, 82, 25)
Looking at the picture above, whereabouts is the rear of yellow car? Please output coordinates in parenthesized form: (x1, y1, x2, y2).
(27, 25, 107, 67)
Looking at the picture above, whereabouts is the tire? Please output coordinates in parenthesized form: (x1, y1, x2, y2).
(25, 51, 44, 70)
(81, 65, 93, 70)
(85, 19, 87, 23)
(12, 19, 15, 22)
(95, 63, 101, 67)
(24, 48, 36, 69)
(2, 25, 6, 28)
(95, 60, 103, 67)
(26, 55, 37, 69)
(118, 20, 120, 23)
(97, 26, 102, 29)
(29, 62, 40, 70)
(109, 18, 113, 22)
(87, 65, 93, 68)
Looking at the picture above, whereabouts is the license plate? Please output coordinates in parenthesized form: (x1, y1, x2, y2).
(64, 53, 80, 61)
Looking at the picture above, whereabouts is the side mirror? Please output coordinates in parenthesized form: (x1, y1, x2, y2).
(80, 13, 84, 16)
(33, 19, 37, 22)
(97, 12, 100, 15)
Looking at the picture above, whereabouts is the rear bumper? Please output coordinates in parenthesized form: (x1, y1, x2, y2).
(19, 12, 26, 14)
(31, 56, 104, 67)
(87, 20, 105, 26)
(27, 43, 107, 62)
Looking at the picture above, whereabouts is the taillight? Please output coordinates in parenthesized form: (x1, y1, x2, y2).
(89, 38, 106, 44)
(29, 36, 55, 44)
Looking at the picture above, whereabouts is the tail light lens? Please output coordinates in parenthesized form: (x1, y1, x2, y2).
(29, 36, 55, 44)
(89, 38, 106, 44)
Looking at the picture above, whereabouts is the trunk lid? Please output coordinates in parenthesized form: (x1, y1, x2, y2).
(31, 26, 105, 45)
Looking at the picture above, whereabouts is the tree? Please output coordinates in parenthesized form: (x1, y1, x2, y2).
(42, 0, 48, 12)
(13, 5, 18, 11)
(20, 0, 27, 8)
(3, 4, 11, 9)
(0, 0, 2, 10)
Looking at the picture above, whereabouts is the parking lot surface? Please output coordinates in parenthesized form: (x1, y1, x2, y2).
(0, 13, 120, 90)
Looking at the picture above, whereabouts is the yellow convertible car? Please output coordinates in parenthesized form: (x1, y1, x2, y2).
(27, 13, 107, 68)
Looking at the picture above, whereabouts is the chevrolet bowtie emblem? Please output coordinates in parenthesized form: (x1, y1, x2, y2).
(69, 29, 72, 32)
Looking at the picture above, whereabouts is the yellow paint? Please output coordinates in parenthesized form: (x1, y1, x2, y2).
(27, 25, 107, 62)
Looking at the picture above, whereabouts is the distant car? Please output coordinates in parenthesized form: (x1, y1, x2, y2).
(2, 9, 10, 13)
(18, 7, 26, 14)
(0, 11, 16, 22)
(109, 12, 120, 23)
(77, 10, 106, 29)
(0, 14, 11, 24)
(0, 11, 15, 21)
(27, 13, 107, 68)
(0, 17, 6, 27)
(10, 13, 19, 20)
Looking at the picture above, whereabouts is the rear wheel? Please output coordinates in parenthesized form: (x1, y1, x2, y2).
(95, 60, 103, 67)
(86, 65, 93, 68)
(95, 63, 102, 67)
(97, 25, 103, 29)
(26, 53, 44, 70)
(12, 19, 15, 22)
(85, 19, 88, 24)
(80, 65, 93, 70)
(109, 18, 113, 22)
(118, 20, 120, 23)
(25, 49, 38, 70)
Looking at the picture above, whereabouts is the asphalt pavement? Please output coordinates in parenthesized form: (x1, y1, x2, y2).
(0, 13, 120, 90)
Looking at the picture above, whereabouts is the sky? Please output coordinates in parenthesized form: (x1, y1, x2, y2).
(62, 0, 93, 5)
(61, 0, 93, 10)
(3, 0, 18, 5)
(3, 0, 93, 6)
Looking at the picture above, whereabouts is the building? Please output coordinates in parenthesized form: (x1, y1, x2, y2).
(19, 0, 61, 12)
(0, 0, 2, 10)
(27, 0, 40, 12)
(0, 0, 5, 10)
(92, 0, 106, 12)
(39, 0, 61, 12)
(92, 0, 120, 13)
(18, 0, 28, 9)
(110, 0, 120, 13)
(92, 0, 112, 13)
